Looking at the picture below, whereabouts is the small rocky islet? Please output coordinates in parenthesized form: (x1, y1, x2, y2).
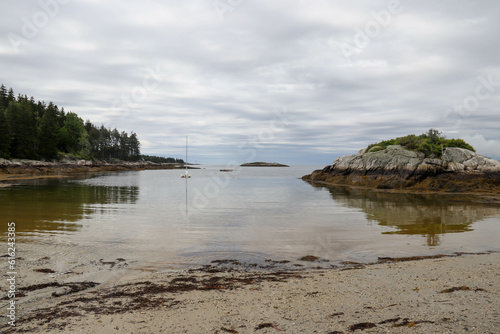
(303, 135, 500, 194)
(240, 162, 289, 167)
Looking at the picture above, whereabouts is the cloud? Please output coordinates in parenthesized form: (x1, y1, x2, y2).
(463, 134, 500, 160)
(1, 0, 499, 164)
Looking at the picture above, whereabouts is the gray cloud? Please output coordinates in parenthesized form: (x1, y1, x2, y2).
(1, 0, 499, 164)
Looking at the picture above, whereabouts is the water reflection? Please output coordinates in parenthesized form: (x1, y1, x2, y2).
(311, 184, 500, 246)
(0, 177, 139, 237)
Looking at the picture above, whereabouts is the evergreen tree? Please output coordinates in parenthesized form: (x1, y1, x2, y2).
(120, 131, 130, 160)
(1, 84, 143, 162)
(57, 107, 65, 128)
(38, 102, 59, 160)
(0, 85, 7, 110)
(4, 102, 19, 149)
(6, 88, 15, 104)
(98, 125, 111, 159)
(34, 100, 46, 120)
(85, 120, 100, 158)
(5, 101, 38, 159)
(78, 128, 91, 158)
(0, 108, 11, 158)
(129, 132, 141, 160)
(110, 128, 121, 159)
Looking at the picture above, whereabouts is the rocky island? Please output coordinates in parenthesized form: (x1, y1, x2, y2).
(303, 130, 500, 194)
(241, 162, 289, 167)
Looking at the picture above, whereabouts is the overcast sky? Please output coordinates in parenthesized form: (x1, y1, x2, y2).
(1, 0, 499, 164)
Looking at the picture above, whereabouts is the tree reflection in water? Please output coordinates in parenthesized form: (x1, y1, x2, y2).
(311, 183, 500, 246)
(0, 177, 139, 237)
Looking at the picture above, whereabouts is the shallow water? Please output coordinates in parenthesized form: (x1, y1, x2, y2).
(1, 165, 500, 269)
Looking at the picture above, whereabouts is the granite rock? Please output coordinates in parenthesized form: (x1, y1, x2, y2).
(324, 145, 500, 179)
(305, 145, 500, 193)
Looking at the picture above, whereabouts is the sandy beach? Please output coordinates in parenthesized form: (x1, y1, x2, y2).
(2, 243, 499, 334)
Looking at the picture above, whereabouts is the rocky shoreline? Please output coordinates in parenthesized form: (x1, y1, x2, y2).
(0, 158, 189, 182)
(303, 146, 500, 194)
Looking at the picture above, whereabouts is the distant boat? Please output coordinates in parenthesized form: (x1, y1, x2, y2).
(181, 136, 191, 178)
(220, 169, 233, 172)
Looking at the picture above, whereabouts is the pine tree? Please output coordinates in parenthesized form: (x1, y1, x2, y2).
(85, 120, 100, 158)
(0, 108, 11, 158)
(0, 85, 7, 110)
(110, 128, 121, 160)
(38, 102, 59, 160)
(5, 101, 38, 159)
(120, 131, 130, 160)
(1, 85, 142, 161)
(129, 132, 141, 160)
(7, 88, 15, 104)
(5, 102, 20, 157)
(98, 125, 111, 159)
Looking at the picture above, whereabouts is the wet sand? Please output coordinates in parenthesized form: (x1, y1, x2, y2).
(1, 243, 499, 333)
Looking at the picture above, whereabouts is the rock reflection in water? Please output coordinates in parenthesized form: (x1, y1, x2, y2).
(0, 178, 139, 237)
(317, 184, 500, 246)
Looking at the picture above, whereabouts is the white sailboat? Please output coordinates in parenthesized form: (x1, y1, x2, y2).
(181, 136, 191, 178)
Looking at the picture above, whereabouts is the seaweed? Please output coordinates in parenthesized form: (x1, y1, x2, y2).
(19, 282, 62, 291)
(391, 319, 435, 327)
(52, 282, 100, 297)
(18, 281, 99, 297)
(328, 312, 344, 318)
(378, 254, 447, 263)
(378, 317, 400, 324)
(34, 268, 56, 273)
(211, 259, 242, 265)
(255, 323, 275, 330)
(12, 266, 301, 331)
(349, 322, 376, 331)
(298, 255, 320, 262)
(438, 286, 486, 293)
(440, 286, 470, 293)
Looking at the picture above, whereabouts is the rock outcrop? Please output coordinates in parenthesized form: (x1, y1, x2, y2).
(303, 145, 500, 193)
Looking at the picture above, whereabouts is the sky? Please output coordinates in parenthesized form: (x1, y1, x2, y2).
(1, 0, 499, 165)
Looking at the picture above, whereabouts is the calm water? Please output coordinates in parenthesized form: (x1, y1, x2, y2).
(1, 165, 500, 268)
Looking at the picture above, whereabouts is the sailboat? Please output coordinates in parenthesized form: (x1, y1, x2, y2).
(181, 136, 191, 178)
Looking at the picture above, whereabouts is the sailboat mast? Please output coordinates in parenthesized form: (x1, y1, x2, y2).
(181, 136, 191, 178)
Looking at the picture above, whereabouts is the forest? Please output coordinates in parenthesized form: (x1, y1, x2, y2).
(0, 85, 141, 161)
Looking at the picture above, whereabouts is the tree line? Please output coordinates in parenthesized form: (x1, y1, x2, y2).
(140, 155, 184, 164)
(0, 85, 141, 161)
(367, 129, 476, 157)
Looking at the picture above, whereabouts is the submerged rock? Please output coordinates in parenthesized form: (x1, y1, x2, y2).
(304, 145, 500, 193)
